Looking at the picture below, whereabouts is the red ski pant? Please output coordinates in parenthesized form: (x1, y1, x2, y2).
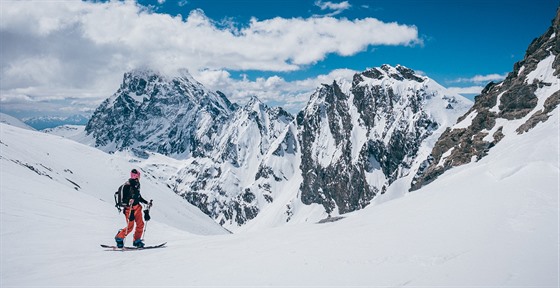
(116, 205, 144, 241)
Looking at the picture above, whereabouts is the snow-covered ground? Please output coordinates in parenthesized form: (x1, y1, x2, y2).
(0, 113, 35, 131)
(1, 101, 558, 287)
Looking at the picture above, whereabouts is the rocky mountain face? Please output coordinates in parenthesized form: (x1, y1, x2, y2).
(411, 8, 560, 191)
(171, 97, 294, 226)
(85, 65, 471, 229)
(85, 69, 295, 228)
(297, 65, 471, 214)
(85, 69, 236, 158)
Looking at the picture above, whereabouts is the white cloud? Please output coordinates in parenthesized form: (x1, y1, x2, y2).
(0, 0, 420, 116)
(195, 68, 357, 113)
(447, 86, 485, 95)
(451, 73, 507, 84)
(314, 0, 351, 16)
(470, 74, 507, 82)
(315, 0, 351, 11)
(445, 73, 507, 97)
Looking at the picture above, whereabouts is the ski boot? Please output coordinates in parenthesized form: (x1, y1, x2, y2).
(133, 239, 145, 248)
(115, 237, 124, 248)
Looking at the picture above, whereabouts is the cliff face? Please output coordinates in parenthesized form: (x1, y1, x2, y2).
(297, 65, 471, 214)
(411, 9, 560, 191)
(85, 69, 235, 157)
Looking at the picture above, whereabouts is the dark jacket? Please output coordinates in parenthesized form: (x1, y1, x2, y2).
(128, 178, 148, 206)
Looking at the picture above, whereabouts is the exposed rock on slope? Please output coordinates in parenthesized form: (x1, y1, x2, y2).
(411, 9, 560, 191)
(297, 65, 471, 214)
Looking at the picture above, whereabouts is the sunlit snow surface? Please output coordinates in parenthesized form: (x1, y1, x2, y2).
(1, 97, 558, 286)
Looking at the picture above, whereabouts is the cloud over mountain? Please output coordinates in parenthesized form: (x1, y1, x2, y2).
(0, 0, 420, 117)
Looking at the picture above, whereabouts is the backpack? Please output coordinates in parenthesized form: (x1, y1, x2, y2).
(114, 182, 133, 212)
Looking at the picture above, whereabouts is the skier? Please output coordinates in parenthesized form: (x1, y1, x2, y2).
(114, 169, 151, 248)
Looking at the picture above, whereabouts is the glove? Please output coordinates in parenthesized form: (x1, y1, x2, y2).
(128, 210, 135, 221)
(144, 209, 151, 221)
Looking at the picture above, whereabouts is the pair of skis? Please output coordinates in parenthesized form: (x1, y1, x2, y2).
(104, 199, 162, 251)
(100, 242, 166, 251)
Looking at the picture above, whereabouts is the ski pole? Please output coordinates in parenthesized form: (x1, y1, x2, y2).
(141, 200, 153, 240)
(142, 220, 149, 241)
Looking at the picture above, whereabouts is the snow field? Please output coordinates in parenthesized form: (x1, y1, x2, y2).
(1, 103, 558, 286)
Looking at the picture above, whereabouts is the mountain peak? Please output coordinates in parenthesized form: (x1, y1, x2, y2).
(122, 68, 202, 92)
(244, 95, 265, 112)
(357, 64, 425, 83)
(126, 67, 159, 78)
(125, 67, 195, 79)
(381, 64, 425, 82)
(86, 68, 235, 156)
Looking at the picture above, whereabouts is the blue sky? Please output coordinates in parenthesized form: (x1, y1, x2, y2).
(0, 0, 557, 118)
(150, 0, 555, 76)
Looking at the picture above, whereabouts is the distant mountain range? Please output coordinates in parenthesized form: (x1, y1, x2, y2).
(23, 114, 89, 130)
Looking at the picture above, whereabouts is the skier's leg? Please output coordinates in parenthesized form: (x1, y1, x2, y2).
(133, 208, 145, 241)
(116, 208, 135, 239)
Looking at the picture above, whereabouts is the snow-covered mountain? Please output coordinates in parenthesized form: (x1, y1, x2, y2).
(171, 96, 295, 227)
(83, 65, 471, 229)
(411, 7, 560, 191)
(23, 114, 89, 130)
(85, 68, 236, 157)
(84, 69, 297, 229)
(84, 64, 470, 229)
(296, 65, 471, 215)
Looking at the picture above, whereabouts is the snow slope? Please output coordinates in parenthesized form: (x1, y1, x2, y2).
(0, 122, 228, 286)
(1, 103, 558, 286)
(0, 113, 34, 131)
(42, 124, 85, 139)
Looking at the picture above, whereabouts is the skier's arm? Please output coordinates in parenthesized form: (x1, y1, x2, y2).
(138, 194, 149, 205)
(131, 181, 148, 205)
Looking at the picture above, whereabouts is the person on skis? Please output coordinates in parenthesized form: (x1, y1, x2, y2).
(115, 169, 151, 248)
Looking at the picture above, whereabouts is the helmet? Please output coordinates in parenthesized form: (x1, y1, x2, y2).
(130, 169, 141, 180)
